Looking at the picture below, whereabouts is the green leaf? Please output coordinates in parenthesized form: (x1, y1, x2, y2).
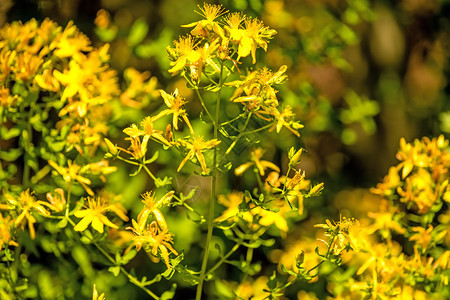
(130, 164, 143, 176)
(135, 42, 155, 58)
(162, 267, 175, 280)
(121, 249, 137, 265)
(144, 151, 159, 164)
(108, 266, 121, 277)
(128, 18, 149, 47)
(48, 140, 66, 152)
(95, 27, 117, 42)
(1, 127, 21, 139)
(0, 148, 23, 161)
(266, 271, 277, 290)
(57, 218, 68, 228)
(160, 283, 177, 300)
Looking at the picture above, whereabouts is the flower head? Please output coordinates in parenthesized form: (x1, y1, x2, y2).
(235, 148, 280, 176)
(176, 136, 221, 174)
(74, 196, 128, 233)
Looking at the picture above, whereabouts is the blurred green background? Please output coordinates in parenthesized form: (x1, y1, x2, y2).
(2, 0, 450, 298)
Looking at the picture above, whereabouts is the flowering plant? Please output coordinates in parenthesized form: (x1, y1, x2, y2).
(0, 2, 448, 300)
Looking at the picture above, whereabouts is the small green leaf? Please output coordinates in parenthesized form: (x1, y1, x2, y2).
(121, 249, 137, 265)
(57, 218, 68, 228)
(144, 151, 159, 164)
(128, 18, 149, 46)
(130, 164, 143, 176)
(160, 283, 177, 300)
(108, 266, 121, 277)
(1, 127, 21, 139)
(0, 148, 23, 161)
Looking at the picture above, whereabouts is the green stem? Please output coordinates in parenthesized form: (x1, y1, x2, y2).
(65, 183, 72, 218)
(206, 241, 241, 276)
(195, 61, 224, 300)
(93, 244, 159, 299)
(142, 163, 158, 182)
(194, 86, 215, 126)
(219, 112, 252, 164)
(22, 105, 34, 187)
(173, 195, 205, 223)
(66, 218, 160, 299)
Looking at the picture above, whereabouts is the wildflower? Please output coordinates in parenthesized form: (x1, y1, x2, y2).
(34, 68, 60, 92)
(265, 105, 303, 137)
(140, 117, 171, 147)
(315, 216, 361, 255)
(48, 160, 94, 196)
(45, 188, 66, 212)
(235, 276, 271, 300)
(53, 21, 92, 59)
(0, 213, 19, 251)
(252, 204, 290, 233)
(95, 9, 111, 29)
(127, 220, 178, 269)
(223, 12, 246, 42)
(74, 196, 129, 233)
(176, 136, 221, 174)
(182, 4, 227, 38)
(138, 191, 174, 232)
(233, 17, 276, 64)
(235, 148, 280, 176)
(5, 189, 54, 239)
(215, 192, 249, 223)
(154, 89, 195, 134)
(167, 35, 220, 80)
(409, 224, 434, 251)
(167, 35, 200, 75)
(92, 284, 105, 300)
(120, 67, 159, 108)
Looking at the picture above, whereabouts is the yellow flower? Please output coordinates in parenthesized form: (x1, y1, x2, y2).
(265, 105, 303, 137)
(167, 35, 220, 80)
(5, 189, 54, 239)
(121, 67, 159, 108)
(224, 12, 246, 42)
(74, 196, 129, 233)
(92, 284, 105, 300)
(48, 160, 94, 196)
(137, 191, 174, 232)
(215, 191, 249, 223)
(45, 188, 66, 212)
(0, 213, 19, 251)
(53, 21, 92, 59)
(235, 148, 280, 176)
(95, 9, 111, 29)
(233, 17, 276, 64)
(167, 35, 200, 75)
(409, 224, 434, 251)
(127, 220, 178, 269)
(182, 4, 227, 38)
(154, 89, 194, 134)
(140, 116, 172, 147)
(235, 276, 271, 300)
(176, 136, 221, 174)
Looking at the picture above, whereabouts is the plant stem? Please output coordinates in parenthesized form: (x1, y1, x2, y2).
(195, 61, 224, 300)
(206, 241, 241, 276)
(93, 243, 159, 299)
(219, 112, 252, 164)
(65, 217, 160, 299)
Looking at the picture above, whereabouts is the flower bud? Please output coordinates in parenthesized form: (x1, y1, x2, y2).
(290, 148, 303, 166)
(104, 138, 118, 155)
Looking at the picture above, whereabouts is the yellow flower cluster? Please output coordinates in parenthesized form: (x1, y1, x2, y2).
(315, 136, 450, 299)
(0, 18, 122, 157)
(127, 191, 178, 269)
(372, 135, 450, 213)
